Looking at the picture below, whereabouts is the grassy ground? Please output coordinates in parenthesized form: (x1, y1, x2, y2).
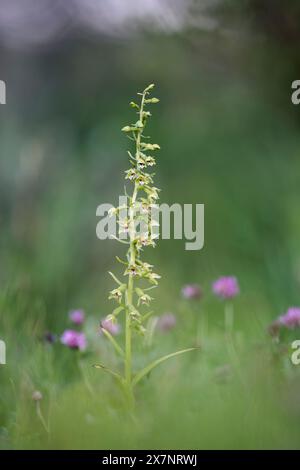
(1, 292, 300, 449)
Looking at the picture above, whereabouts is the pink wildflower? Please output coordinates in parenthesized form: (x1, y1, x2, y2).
(69, 309, 85, 325)
(279, 307, 300, 329)
(181, 284, 202, 300)
(212, 276, 239, 300)
(61, 330, 87, 351)
(156, 313, 177, 332)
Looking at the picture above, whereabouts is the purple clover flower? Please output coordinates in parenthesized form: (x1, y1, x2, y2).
(212, 276, 239, 300)
(61, 330, 87, 351)
(279, 307, 300, 329)
(181, 284, 202, 300)
(156, 313, 177, 332)
(69, 309, 85, 325)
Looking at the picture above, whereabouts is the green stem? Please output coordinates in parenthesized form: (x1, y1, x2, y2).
(36, 401, 50, 434)
(224, 301, 234, 335)
(124, 238, 133, 406)
(125, 278, 133, 385)
(223, 302, 244, 384)
(125, 185, 137, 382)
(195, 306, 204, 348)
(124, 186, 137, 408)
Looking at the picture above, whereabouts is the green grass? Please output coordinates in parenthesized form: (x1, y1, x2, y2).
(1, 285, 300, 449)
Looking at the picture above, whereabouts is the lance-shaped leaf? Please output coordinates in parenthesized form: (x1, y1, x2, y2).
(142, 310, 154, 322)
(110, 234, 129, 245)
(112, 305, 125, 316)
(144, 285, 157, 292)
(101, 328, 124, 358)
(108, 271, 123, 286)
(116, 256, 128, 266)
(132, 348, 199, 387)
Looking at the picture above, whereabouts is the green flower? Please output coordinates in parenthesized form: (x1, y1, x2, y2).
(108, 284, 126, 303)
(139, 293, 152, 306)
(140, 143, 160, 151)
(124, 264, 140, 276)
(147, 272, 161, 285)
(125, 168, 138, 180)
(145, 156, 156, 166)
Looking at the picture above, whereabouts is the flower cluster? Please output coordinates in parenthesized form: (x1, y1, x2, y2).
(69, 309, 85, 325)
(212, 276, 239, 300)
(181, 277, 240, 302)
(61, 329, 87, 351)
(269, 307, 300, 337)
(108, 84, 161, 335)
(279, 307, 300, 328)
(60, 309, 87, 351)
(156, 313, 176, 332)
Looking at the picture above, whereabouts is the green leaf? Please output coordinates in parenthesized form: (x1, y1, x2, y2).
(142, 311, 154, 322)
(101, 328, 124, 358)
(127, 151, 135, 161)
(128, 303, 141, 318)
(112, 305, 125, 316)
(135, 287, 144, 297)
(132, 348, 199, 387)
(144, 286, 157, 292)
(108, 271, 123, 286)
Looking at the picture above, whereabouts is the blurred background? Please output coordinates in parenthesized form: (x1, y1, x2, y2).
(1, 0, 300, 449)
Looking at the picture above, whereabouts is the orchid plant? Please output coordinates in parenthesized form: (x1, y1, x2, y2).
(95, 84, 195, 407)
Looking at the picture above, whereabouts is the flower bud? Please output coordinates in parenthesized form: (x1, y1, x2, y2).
(32, 390, 43, 401)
